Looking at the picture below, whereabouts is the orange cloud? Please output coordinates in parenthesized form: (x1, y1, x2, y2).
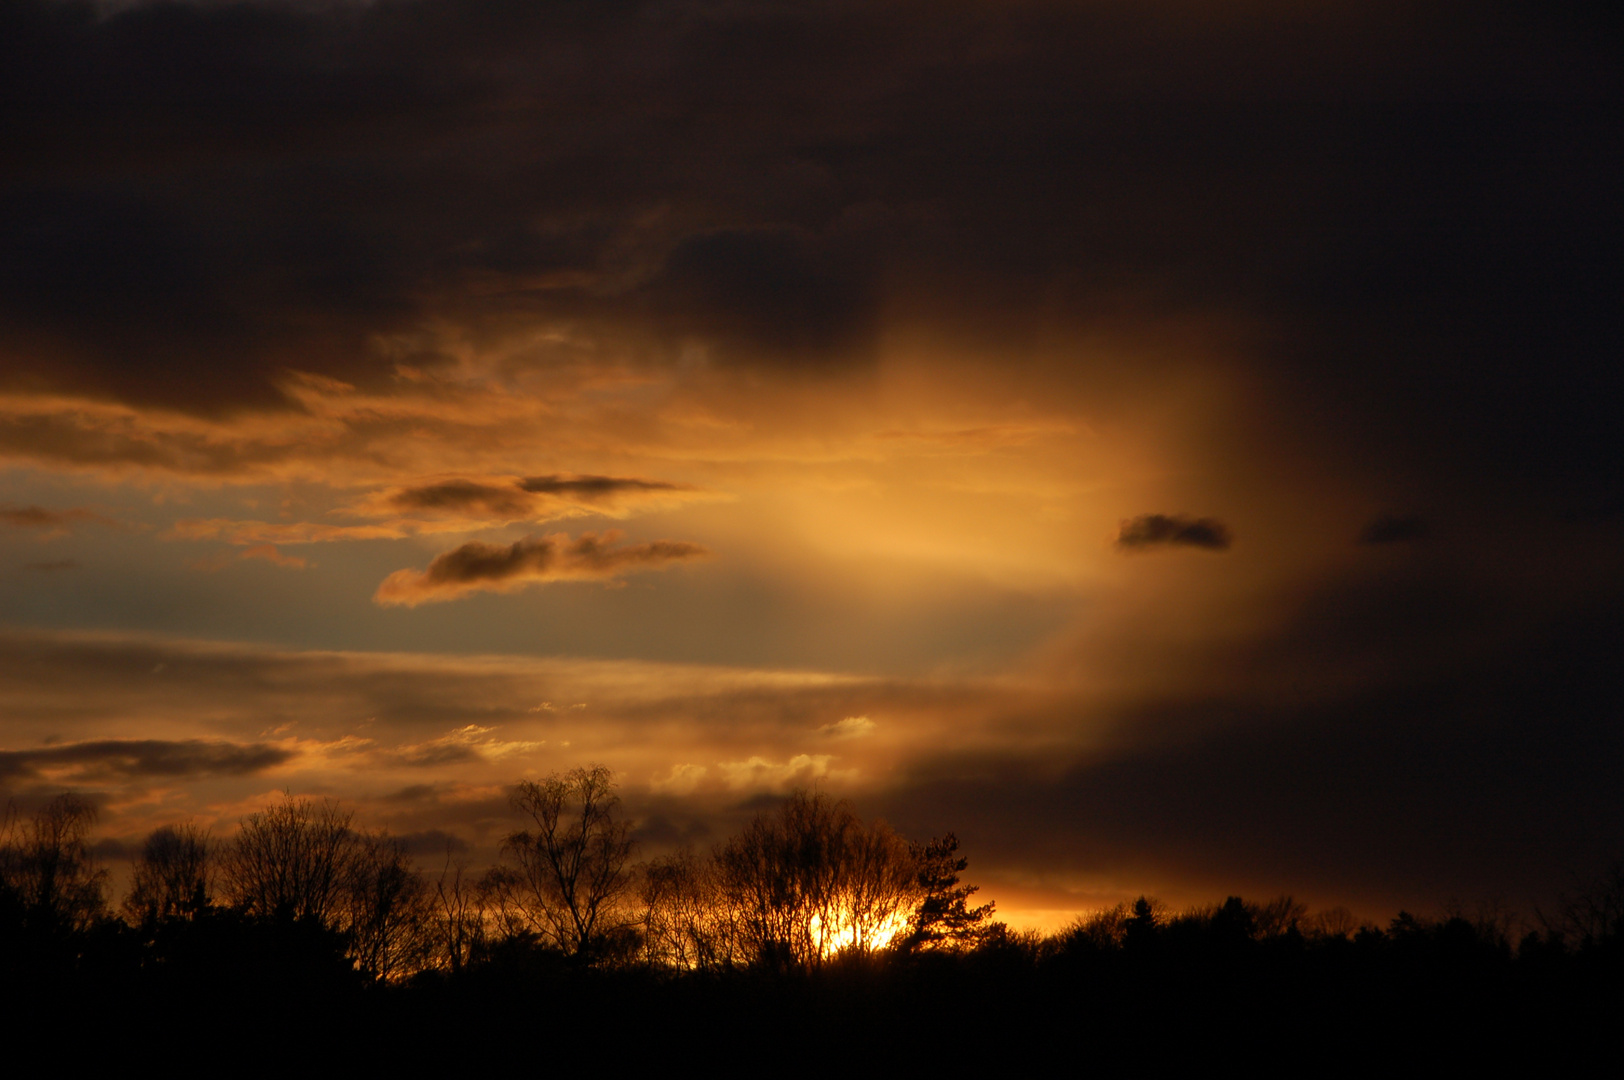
(373, 530, 707, 606)
(239, 545, 309, 569)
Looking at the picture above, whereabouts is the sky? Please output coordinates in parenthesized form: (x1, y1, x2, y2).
(2, 0, 1621, 928)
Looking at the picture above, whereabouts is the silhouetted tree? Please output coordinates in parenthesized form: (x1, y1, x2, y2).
(431, 849, 488, 975)
(1541, 862, 1624, 952)
(899, 833, 994, 953)
(346, 832, 434, 980)
(641, 846, 738, 971)
(714, 790, 917, 969)
(1304, 905, 1360, 941)
(1125, 896, 1163, 950)
(224, 795, 354, 926)
(501, 764, 637, 961)
(1059, 902, 1131, 953)
(217, 792, 435, 979)
(0, 794, 107, 936)
(1249, 895, 1306, 939)
(123, 823, 213, 925)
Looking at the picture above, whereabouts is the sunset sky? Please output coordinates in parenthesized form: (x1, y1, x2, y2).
(2, 0, 1621, 928)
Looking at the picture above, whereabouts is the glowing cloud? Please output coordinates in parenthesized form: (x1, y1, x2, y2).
(820, 716, 876, 739)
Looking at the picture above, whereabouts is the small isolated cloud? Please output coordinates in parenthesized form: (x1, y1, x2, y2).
(1115, 514, 1232, 552)
(1359, 514, 1428, 545)
(0, 738, 292, 783)
(819, 716, 876, 739)
(373, 530, 707, 607)
(0, 504, 112, 537)
(717, 753, 840, 791)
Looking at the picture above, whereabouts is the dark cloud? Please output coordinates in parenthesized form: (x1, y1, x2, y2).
(387, 480, 539, 518)
(1360, 514, 1428, 545)
(0, 504, 108, 532)
(876, 587, 1624, 912)
(383, 475, 692, 518)
(0, 739, 293, 782)
(516, 475, 687, 501)
(24, 559, 80, 572)
(374, 530, 707, 606)
(0, 0, 1614, 460)
(639, 227, 880, 368)
(1116, 514, 1232, 552)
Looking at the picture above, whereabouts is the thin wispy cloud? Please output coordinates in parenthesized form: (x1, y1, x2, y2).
(373, 530, 707, 606)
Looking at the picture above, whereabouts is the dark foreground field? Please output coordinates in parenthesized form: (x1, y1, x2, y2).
(6, 906, 1619, 1073)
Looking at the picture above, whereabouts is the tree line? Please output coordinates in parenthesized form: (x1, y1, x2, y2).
(4, 764, 1622, 990)
(0, 765, 994, 982)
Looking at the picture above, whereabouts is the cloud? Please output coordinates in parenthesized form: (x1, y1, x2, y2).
(386, 479, 539, 518)
(1359, 514, 1427, 545)
(516, 475, 690, 503)
(382, 474, 696, 520)
(0, 503, 110, 535)
(717, 754, 843, 791)
(379, 724, 546, 767)
(639, 227, 880, 368)
(652, 763, 708, 796)
(820, 716, 876, 739)
(240, 545, 309, 569)
(373, 530, 707, 606)
(24, 559, 79, 572)
(2, 0, 1609, 421)
(0, 739, 293, 783)
(188, 544, 310, 572)
(1115, 514, 1232, 552)
(170, 519, 408, 545)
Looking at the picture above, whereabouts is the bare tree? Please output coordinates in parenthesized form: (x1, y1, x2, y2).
(1303, 905, 1360, 941)
(713, 790, 919, 970)
(1249, 895, 1307, 939)
(123, 822, 213, 925)
(223, 794, 355, 925)
(502, 764, 637, 960)
(1540, 861, 1624, 950)
(432, 848, 488, 975)
(0, 794, 107, 934)
(641, 846, 740, 971)
(345, 832, 434, 981)
(221, 793, 439, 980)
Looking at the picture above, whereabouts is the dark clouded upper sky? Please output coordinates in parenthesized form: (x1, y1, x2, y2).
(2, 0, 1621, 925)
